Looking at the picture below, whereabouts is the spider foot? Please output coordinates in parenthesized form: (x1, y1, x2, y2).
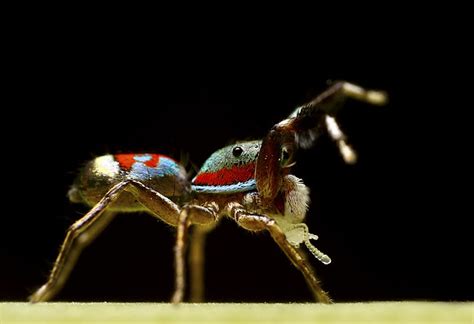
(29, 284, 53, 303)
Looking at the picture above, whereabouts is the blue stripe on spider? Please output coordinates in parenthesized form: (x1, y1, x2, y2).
(192, 179, 257, 193)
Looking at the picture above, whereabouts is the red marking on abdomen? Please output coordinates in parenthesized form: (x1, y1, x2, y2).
(193, 163, 255, 186)
(114, 154, 168, 171)
(115, 154, 136, 171)
(144, 154, 160, 168)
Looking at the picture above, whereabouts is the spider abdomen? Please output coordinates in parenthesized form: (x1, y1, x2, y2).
(69, 154, 189, 211)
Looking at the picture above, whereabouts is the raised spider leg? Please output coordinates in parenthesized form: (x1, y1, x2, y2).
(29, 180, 181, 303)
(189, 223, 218, 302)
(324, 115, 357, 164)
(257, 82, 388, 201)
(292, 81, 388, 163)
(172, 203, 219, 304)
(232, 207, 332, 304)
(291, 81, 387, 119)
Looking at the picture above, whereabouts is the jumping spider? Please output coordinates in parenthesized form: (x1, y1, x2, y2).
(30, 81, 387, 303)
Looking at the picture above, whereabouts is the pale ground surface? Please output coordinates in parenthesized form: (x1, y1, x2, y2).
(1, 302, 472, 323)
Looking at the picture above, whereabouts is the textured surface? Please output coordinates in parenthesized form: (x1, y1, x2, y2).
(2, 302, 472, 323)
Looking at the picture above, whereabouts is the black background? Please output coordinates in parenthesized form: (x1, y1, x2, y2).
(2, 15, 472, 303)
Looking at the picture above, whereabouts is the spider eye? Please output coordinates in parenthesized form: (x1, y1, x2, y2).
(280, 147, 293, 167)
(232, 146, 243, 157)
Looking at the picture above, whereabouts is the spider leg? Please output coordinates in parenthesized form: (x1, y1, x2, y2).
(256, 82, 387, 200)
(172, 203, 219, 304)
(30, 179, 182, 303)
(290, 81, 387, 162)
(189, 223, 218, 303)
(231, 206, 331, 304)
(324, 114, 357, 164)
(29, 181, 130, 302)
(29, 211, 117, 303)
(290, 81, 387, 164)
(78, 211, 117, 247)
(124, 180, 181, 226)
(290, 81, 387, 119)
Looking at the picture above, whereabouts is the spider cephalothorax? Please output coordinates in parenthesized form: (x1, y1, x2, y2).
(30, 81, 386, 304)
(192, 141, 261, 193)
(190, 140, 326, 260)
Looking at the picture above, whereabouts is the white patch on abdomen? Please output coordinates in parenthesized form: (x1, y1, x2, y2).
(93, 155, 120, 178)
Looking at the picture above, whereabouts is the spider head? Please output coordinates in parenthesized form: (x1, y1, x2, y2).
(191, 141, 261, 193)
